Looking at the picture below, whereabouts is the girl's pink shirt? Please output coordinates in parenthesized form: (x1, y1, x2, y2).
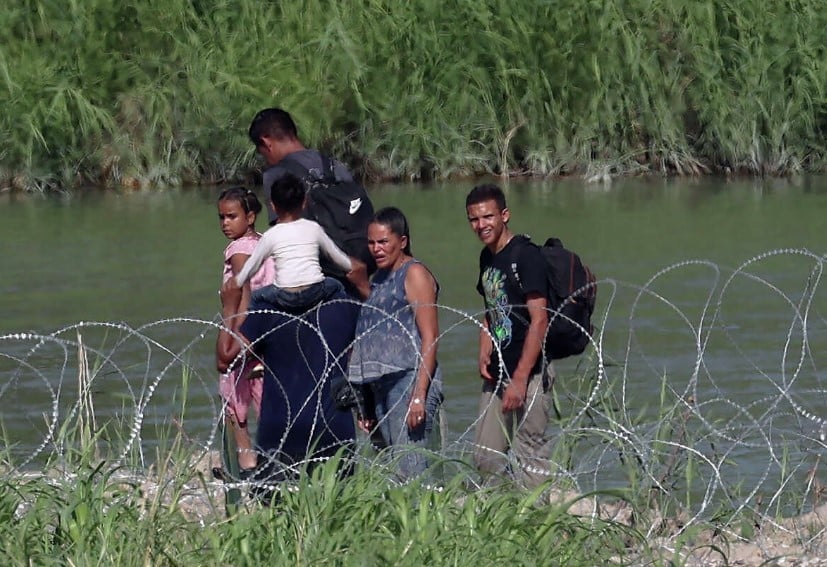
(222, 233, 275, 290)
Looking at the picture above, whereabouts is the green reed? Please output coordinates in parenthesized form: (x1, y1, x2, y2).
(1, 1, 826, 190)
(0, 453, 642, 566)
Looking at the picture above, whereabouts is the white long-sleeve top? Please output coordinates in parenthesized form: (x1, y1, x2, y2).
(236, 218, 352, 288)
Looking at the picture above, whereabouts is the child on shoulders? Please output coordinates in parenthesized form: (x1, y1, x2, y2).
(234, 173, 369, 311)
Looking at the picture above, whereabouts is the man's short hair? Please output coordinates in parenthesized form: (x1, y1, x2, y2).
(249, 108, 299, 145)
(465, 183, 507, 211)
(270, 173, 306, 214)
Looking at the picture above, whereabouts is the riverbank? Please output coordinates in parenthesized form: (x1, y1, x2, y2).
(2, 1, 826, 192)
(121, 460, 827, 566)
(7, 452, 827, 566)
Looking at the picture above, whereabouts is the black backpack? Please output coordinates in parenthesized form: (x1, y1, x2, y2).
(509, 235, 597, 360)
(278, 154, 376, 276)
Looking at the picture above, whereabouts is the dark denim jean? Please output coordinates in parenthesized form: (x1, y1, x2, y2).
(251, 277, 343, 313)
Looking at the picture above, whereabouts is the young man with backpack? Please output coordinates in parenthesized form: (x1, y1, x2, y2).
(465, 183, 553, 489)
(248, 108, 375, 292)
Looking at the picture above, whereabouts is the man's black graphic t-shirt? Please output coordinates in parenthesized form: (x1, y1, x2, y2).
(476, 237, 547, 382)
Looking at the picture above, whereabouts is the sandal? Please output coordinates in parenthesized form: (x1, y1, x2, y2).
(211, 466, 258, 482)
(247, 363, 265, 379)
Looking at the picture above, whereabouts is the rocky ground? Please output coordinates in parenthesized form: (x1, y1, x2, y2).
(552, 490, 827, 566)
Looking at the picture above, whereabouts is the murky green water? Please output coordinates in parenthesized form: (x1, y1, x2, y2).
(2, 175, 826, 501)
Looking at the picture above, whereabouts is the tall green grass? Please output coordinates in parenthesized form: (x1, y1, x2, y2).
(0, 452, 644, 565)
(1, 0, 826, 191)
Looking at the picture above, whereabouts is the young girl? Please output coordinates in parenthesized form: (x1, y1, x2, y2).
(215, 187, 275, 476)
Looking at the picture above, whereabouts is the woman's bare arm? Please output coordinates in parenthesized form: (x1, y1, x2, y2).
(404, 262, 439, 429)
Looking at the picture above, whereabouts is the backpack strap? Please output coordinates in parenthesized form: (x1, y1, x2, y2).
(506, 234, 533, 294)
(276, 154, 313, 183)
(278, 153, 337, 185)
(317, 154, 337, 184)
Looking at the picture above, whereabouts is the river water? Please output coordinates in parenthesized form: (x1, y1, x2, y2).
(1, 175, 826, 509)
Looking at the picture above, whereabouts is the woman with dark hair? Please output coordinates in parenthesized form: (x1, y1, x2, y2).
(347, 207, 443, 480)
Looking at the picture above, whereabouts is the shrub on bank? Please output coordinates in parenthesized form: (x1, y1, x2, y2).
(1, 0, 826, 191)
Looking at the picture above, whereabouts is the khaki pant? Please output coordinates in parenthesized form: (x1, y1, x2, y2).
(473, 365, 554, 489)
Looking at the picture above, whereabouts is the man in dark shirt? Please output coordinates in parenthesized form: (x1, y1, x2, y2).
(466, 183, 552, 489)
(248, 108, 359, 227)
(248, 108, 373, 295)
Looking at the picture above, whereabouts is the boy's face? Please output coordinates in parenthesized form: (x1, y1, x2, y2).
(466, 199, 509, 250)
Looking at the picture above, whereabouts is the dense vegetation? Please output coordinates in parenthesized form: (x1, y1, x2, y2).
(2, 0, 826, 191)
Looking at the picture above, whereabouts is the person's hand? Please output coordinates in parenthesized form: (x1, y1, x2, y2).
(479, 354, 493, 381)
(479, 344, 493, 382)
(357, 417, 376, 433)
(346, 258, 370, 300)
(406, 394, 426, 430)
(501, 379, 527, 412)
